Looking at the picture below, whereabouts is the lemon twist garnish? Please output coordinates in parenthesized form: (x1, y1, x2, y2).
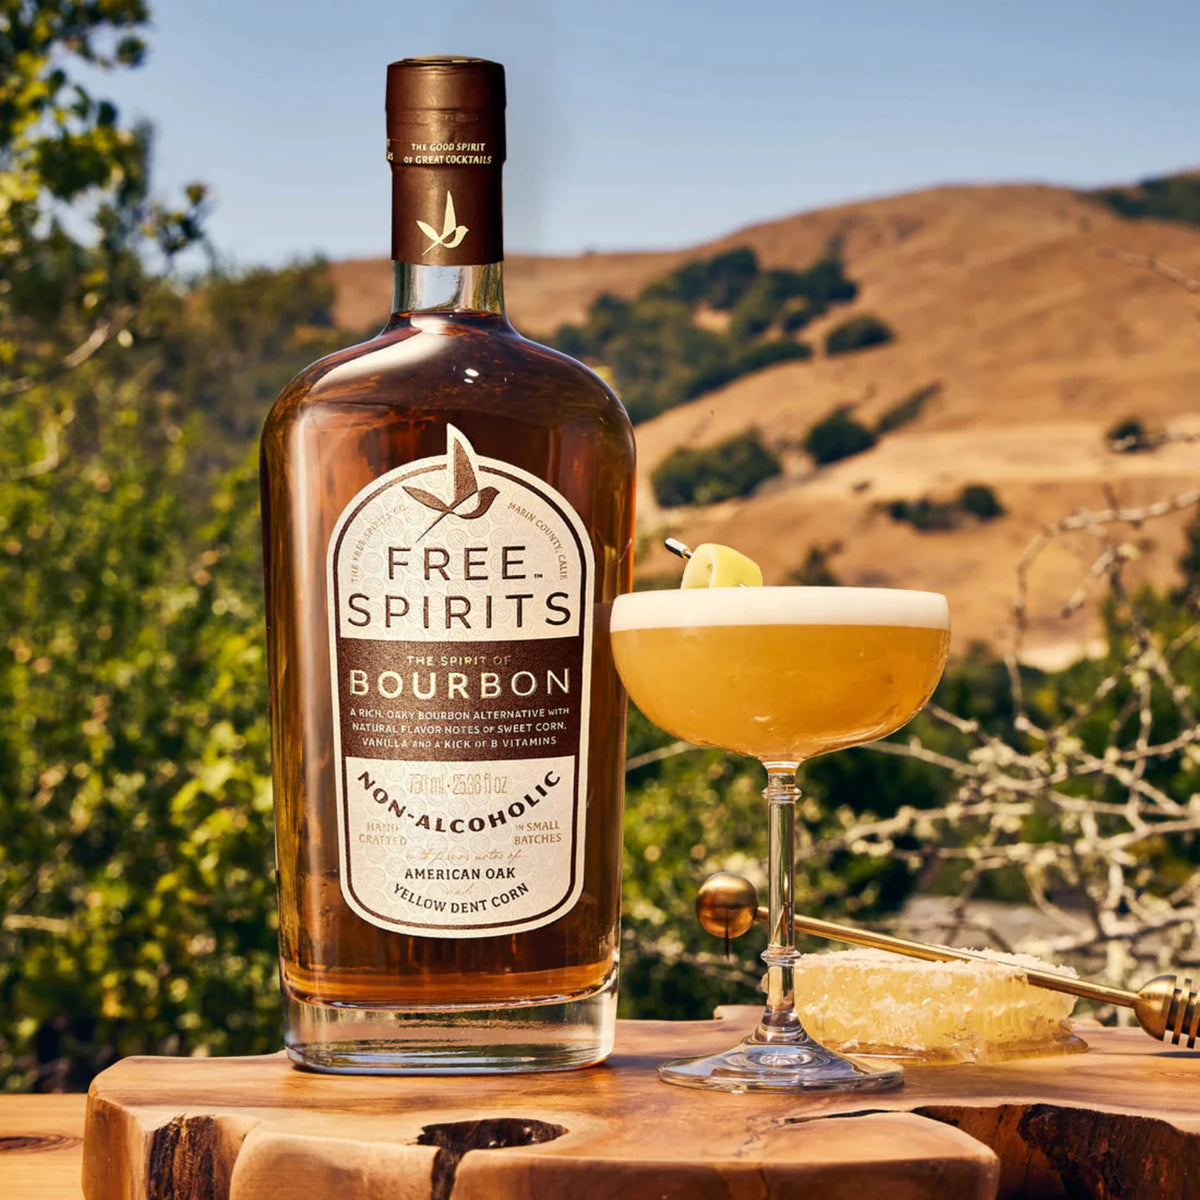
(680, 542, 763, 589)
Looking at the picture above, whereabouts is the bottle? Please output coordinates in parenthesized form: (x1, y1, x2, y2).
(260, 56, 635, 1072)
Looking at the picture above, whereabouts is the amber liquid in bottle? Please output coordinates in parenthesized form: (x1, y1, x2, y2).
(261, 59, 635, 1072)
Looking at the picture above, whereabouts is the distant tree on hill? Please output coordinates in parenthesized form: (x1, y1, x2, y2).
(640, 259, 714, 306)
(885, 484, 1005, 531)
(545, 245, 871, 422)
(705, 248, 760, 309)
(1090, 174, 1200, 229)
(1105, 417, 1158, 453)
(736, 340, 814, 373)
(797, 254, 860, 306)
(651, 430, 781, 507)
(959, 483, 1005, 521)
(781, 302, 824, 333)
(876, 382, 942, 434)
(803, 408, 876, 465)
(825, 314, 895, 356)
(788, 543, 843, 586)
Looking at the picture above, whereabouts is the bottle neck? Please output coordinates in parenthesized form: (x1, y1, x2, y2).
(391, 261, 505, 318)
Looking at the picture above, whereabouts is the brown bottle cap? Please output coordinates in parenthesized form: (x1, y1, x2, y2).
(386, 56, 505, 118)
(386, 56, 506, 162)
(385, 57, 507, 264)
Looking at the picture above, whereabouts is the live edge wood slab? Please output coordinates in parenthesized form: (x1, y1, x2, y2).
(75, 1009, 1200, 1200)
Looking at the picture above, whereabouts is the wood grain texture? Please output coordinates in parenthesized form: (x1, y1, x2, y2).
(0, 1094, 86, 1200)
(32, 1010, 1200, 1200)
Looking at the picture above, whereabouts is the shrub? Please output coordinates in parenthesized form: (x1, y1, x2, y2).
(959, 483, 1005, 520)
(1106, 417, 1157, 453)
(795, 255, 859, 306)
(885, 497, 957, 532)
(550, 323, 591, 360)
(640, 259, 713, 305)
(825, 313, 895, 356)
(729, 270, 804, 339)
(1090, 174, 1200, 228)
(604, 299, 735, 424)
(737, 340, 813, 373)
(586, 293, 635, 343)
(651, 430, 781, 507)
(705, 248, 760, 309)
(886, 484, 1005, 532)
(546, 247, 866, 423)
(781, 300, 827, 333)
(876, 382, 941, 434)
(788, 543, 842, 586)
(803, 408, 877, 465)
(730, 261, 858, 340)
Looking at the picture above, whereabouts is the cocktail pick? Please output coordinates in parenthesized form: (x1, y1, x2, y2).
(664, 537, 693, 560)
(696, 872, 1200, 1048)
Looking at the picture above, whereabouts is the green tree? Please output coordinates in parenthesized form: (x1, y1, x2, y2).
(704, 247, 760, 309)
(876, 382, 941, 435)
(787, 543, 842, 586)
(803, 408, 876, 465)
(1106, 417, 1156, 453)
(1, 0, 208, 481)
(1091, 174, 1200, 228)
(959, 483, 1005, 521)
(825, 314, 895, 356)
(650, 430, 781, 507)
(0, 1, 285, 1091)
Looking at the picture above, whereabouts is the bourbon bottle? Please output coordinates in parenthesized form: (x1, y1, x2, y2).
(260, 57, 635, 1071)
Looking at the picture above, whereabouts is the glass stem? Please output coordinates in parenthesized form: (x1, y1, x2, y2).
(758, 762, 805, 1041)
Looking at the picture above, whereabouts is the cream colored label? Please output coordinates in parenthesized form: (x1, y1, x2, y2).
(326, 427, 593, 937)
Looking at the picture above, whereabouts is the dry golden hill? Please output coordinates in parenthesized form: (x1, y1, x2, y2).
(330, 184, 1200, 663)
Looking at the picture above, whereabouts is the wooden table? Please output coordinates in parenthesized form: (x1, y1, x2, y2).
(5, 1011, 1200, 1199)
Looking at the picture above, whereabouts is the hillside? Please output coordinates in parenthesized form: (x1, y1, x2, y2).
(329, 184, 1200, 663)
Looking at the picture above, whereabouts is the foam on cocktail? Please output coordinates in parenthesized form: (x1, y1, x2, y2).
(611, 586, 950, 633)
(611, 587, 951, 760)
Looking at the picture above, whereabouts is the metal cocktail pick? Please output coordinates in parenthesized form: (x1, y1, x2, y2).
(697, 872, 1200, 1048)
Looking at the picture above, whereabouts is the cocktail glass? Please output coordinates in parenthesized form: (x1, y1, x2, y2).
(611, 585, 950, 1092)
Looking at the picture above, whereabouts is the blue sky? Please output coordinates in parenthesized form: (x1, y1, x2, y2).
(92, 0, 1200, 265)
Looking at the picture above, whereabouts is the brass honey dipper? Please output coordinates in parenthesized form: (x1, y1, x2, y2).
(697, 872, 1200, 1048)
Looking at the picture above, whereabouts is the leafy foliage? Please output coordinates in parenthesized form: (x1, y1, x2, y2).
(548, 245, 854, 423)
(1106, 416, 1157, 454)
(959, 483, 1005, 521)
(884, 484, 1006, 532)
(0, 3, 333, 1090)
(1090, 174, 1200, 229)
(825, 313, 895, 356)
(803, 408, 876, 465)
(728, 258, 857, 340)
(787, 543, 843, 586)
(876, 382, 941, 435)
(650, 430, 781, 508)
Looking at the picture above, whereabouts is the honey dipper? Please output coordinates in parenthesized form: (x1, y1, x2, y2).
(697, 872, 1200, 1048)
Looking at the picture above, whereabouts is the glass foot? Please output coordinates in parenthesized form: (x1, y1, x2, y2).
(659, 1031, 904, 1093)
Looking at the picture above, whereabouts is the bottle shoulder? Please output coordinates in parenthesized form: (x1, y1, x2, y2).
(263, 317, 632, 448)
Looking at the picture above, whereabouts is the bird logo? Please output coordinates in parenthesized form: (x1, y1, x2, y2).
(416, 191, 469, 254)
(404, 426, 499, 539)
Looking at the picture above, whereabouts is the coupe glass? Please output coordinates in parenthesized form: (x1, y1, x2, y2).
(611, 586, 950, 1092)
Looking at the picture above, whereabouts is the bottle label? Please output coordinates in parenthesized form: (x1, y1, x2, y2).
(326, 426, 594, 938)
